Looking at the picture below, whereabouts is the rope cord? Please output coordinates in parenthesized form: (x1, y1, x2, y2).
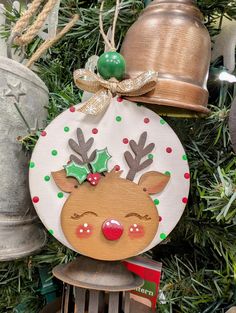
(99, 0, 120, 51)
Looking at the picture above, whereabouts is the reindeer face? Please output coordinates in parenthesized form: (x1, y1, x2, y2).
(52, 128, 170, 261)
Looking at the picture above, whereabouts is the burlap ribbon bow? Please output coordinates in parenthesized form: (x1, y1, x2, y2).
(73, 69, 158, 115)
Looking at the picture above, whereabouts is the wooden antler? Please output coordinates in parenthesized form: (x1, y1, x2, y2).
(69, 128, 96, 164)
(125, 132, 155, 181)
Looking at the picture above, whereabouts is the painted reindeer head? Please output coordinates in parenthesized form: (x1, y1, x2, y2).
(52, 128, 170, 260)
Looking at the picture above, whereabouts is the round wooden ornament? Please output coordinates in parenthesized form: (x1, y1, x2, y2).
(229, 98, 236, 153)
(29, 98, 190, 261)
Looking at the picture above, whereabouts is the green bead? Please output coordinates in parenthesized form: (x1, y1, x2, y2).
(97, 51, 126, 81)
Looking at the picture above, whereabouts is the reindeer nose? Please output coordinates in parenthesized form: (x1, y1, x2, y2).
(102, 219, 123, 241)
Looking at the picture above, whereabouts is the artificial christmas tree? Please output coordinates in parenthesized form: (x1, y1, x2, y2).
(0, 0, 236, 312)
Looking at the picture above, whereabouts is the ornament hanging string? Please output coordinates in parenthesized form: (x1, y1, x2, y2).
(99, 0, 120, 51)
(7, 0, 79, 67)
(74, 0, 158, 115)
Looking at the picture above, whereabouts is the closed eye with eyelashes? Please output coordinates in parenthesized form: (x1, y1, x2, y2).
(125, 213, 151, 220)
(71, 211, 98, 219)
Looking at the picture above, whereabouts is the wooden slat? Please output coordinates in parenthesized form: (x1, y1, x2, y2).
(98, 291, 106, 313)
(63, 284, 71, 313)
(108, 292, 119, 313)
(124, 292, 131, 313)
(60, 284, 66, 313)
(88, 290, 99, 313)
(74, 287, 86, 313)
(130, 299, 153, 313)
(119, 292, 123, 312)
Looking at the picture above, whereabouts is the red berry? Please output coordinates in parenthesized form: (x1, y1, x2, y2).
(87, 173, 101, 186)
(87, 173, 93, 182)
(93, 173, 101, 181)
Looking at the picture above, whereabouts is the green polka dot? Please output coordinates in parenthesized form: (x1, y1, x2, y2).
(57, 192, 64, 199)
(182, 154, 188, 161)
(29, 162, 35, 168)
(154, 199, 160, 205)
(49, 229, 54, 235)
(160, 233, 167, 240)
(44, 175, 50, 182)
(64, 126, 70, 132)
(148, 154, 154, 159)
(116, 116, 122, 122)
(51, 150, 58, 156)
(165, 171, 171, 176)
(136, 103, 142, 107)
(160, 119, 166, 125)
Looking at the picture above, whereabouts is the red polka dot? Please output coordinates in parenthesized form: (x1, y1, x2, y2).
(184, 173, 190, 179)
(144, 118, 150, 124)
(123, 138, 129, 144)
(182, 197, 188, 204)
(69, 106, 75, 112)
(115, 165, 120, 171)
(41, 130, 47, 137)
(166, 147, 172, 153)
(32, 196, 39, 203)
(117, 97, 123, 102)
(92, 128, 98, 134)
(159, 216, 162, 222)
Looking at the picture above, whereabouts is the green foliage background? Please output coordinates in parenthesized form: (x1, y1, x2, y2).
(1, 0, 236, 312)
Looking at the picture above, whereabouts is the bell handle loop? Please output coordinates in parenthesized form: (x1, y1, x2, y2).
(7, 32, 26, 63)
(7, 14, 78, 67)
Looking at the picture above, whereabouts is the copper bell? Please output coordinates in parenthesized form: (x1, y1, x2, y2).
(121, 0, 211, 115)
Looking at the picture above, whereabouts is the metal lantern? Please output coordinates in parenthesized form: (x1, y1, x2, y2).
(121, 0, 211, 115)
(0, 56, 47, 260)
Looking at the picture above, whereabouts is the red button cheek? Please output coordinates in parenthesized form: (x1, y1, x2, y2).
(76, 223, 93, 238)
(128, 224, 145, 239)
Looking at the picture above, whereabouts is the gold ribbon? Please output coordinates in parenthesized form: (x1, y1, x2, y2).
(73, 69, 158, 115)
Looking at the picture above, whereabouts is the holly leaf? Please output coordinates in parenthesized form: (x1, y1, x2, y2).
(90, 148, 112, 173)
(64, 161, 90, 184)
